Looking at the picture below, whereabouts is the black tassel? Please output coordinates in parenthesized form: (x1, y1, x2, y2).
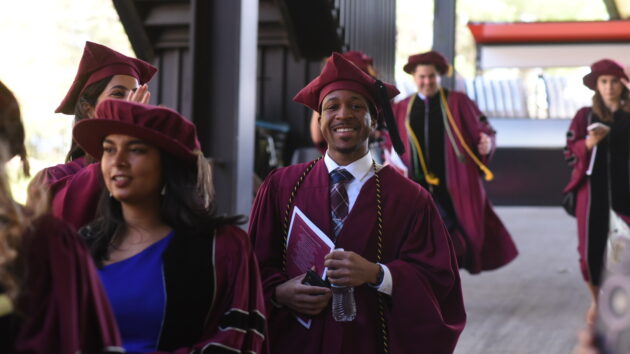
(375, 80, 405, 155)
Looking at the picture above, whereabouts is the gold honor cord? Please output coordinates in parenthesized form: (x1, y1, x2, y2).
(405, 94, 440, 186)
(0, 294, 13, 317)
(438, 88, 495, 182)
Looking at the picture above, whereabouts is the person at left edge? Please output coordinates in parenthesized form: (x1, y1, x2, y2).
(28, 41, 156, 230)
(249, 53, 465, 354)
(73, 100, 267, 353)
(0, 80, 122, 353)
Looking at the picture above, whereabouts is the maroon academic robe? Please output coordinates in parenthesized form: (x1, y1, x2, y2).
(564, 107, 630, 285)
(249, 160, 466, 354)
(42, 157, 102, 231)
(146, 225, 268, 353)
(12, 214, 121, 353)
(391, 91, 518, 273)
(79, 222, 268, 353)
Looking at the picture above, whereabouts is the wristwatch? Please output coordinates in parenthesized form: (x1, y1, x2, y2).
(368, 263, 384, 288)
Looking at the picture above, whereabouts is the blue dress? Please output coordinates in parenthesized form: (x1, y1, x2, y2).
(99, 232, 174, 353)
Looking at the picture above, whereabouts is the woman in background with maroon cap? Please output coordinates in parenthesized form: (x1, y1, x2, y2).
(29, 41, 157, 231)
(564, 58, 630, 324)
(74, 99, 267, 353)
(0, 80, 122, 353)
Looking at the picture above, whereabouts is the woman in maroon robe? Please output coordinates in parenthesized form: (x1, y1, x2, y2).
(564, 58, 630, 324)
(389, 51, 517, 273)
(73, 99, 267, 353)
(29, 41, 157, 230)
(0, 80, 122, 353)
(250, 53, 465, 354)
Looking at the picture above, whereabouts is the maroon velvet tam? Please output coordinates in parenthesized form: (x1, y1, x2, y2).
(294, 52, 398, 113)
(73, 100, 201, 163)
(403, 50, 449, 75)
(56, 41, 157, 114)
(340, 50, 374, 74)
(583, 58, 628, 90)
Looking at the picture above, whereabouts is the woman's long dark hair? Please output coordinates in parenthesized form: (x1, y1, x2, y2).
(65, 77, 112, 162)
(0, 80, 34, 301)
(592, 86, 630, 123)
(81, 151, 245, 265)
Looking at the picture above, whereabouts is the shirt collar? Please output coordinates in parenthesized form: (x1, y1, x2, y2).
(417, 90, 441, 101)
(324, 150, 373, 182)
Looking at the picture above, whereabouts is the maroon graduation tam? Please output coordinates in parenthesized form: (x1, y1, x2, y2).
(583, 59, 628, 90)
(73, 100, 201, 163)
(294, 52, 405, 155)
(56, 41, 157, 114)
(340, 51, 374, 75)
(403, 51, 450, 75)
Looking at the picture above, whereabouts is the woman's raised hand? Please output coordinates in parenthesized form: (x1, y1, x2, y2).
(128, 84, 151, 104)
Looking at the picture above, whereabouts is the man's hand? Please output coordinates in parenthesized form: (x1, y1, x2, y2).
(478, 132, 492, 156)
(275, 273, 331, 316)
(127, 83, 151, 104)
(324, 250, 380, 287)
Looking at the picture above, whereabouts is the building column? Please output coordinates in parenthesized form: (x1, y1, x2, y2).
(432, 0, 456, 90)
(191, 0, 258, 218)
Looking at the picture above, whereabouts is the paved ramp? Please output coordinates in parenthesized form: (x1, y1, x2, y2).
(454, 207, 589, 354)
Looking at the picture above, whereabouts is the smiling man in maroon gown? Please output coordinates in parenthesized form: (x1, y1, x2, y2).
(249, 53, 465, 354)
(391, 51, 517, 273)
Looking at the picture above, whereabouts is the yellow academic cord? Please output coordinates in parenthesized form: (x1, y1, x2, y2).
(405, 94, 440, 185)
(438, 88, 494, 181)
(405, 90, 495, 185)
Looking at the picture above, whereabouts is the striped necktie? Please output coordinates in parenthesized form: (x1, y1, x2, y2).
(329, 168, 354, 240)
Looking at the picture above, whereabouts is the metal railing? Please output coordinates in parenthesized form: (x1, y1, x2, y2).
(464, 75, 590, 119)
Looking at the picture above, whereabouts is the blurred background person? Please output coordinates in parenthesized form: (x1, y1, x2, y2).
(563, 58, 630, 325)
(75, 100, 267, 353)
(390, 50, 517, 273)
(0, 80, 121, 353)
(29, 41, 156, 230)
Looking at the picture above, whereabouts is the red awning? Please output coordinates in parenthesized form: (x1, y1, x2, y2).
(468, 21, 630, 45)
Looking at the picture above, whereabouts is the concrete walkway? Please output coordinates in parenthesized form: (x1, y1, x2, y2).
(454, 207, 589, 354)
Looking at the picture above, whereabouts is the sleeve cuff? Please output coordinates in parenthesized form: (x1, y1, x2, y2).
(376, 263, 393, 295)
(270, 288, 284, 308)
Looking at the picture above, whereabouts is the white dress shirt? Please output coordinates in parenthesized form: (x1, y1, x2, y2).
(324, 151, 393, 295)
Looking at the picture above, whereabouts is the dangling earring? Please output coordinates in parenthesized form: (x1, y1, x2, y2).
(109, 191, 113, 198)
(161, 185, 166, 196)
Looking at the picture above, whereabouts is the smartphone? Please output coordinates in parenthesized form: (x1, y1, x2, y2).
(302, 270, 330, 288)
(588, 122, 611, 132)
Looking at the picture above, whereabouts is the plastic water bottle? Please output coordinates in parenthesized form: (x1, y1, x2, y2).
(331, 284, 356, 322)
